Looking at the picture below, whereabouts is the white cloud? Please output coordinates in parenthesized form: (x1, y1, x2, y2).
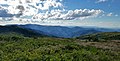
(115, 14, 118, 17)
(107, 13, 113, 16)
(0, 0, 104, 23)
(106, 13, 119, 17)
(96, 0, 108, 3)
(0, 0, 63, 17)
(33, 9, 103, 20)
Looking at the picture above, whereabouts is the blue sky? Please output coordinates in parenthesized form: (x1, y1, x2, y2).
(0, 0, 120, 28)
(64, 0, 120, 17)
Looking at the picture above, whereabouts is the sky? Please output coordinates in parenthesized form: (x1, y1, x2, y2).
(0, 0, 120, 28)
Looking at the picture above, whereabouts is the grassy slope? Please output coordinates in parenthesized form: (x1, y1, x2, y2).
(0, 32, 120, 61)
(76, 32, 120, 41)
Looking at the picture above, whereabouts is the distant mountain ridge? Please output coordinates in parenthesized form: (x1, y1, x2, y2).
(18, 24, 120, 38)
(0, 24, 120, 38)
(0, 25, 47, 37)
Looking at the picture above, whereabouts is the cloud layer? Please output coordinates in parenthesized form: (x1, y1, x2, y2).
(0, 0, 63, 16)
(33, 9, 103, 20)
(0, 0, 104, 21)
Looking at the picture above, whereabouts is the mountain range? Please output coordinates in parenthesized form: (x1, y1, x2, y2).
(0, 24, 120, 38)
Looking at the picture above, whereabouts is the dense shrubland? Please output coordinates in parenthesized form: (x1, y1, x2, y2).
(0, 33, 120, 61)
(76, 32, 120, 42)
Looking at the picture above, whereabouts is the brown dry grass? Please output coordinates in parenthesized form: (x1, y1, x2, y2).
(75, 40, 120, 52)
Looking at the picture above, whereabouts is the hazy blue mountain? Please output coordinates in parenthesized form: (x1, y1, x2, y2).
(0, 24, 120, 38)
(18, 24, 120, 38)
(0, 25, 47, 37)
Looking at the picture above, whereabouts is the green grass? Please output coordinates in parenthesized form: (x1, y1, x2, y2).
(76, 32, 120, 41)
(0, 34, 120, 61)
